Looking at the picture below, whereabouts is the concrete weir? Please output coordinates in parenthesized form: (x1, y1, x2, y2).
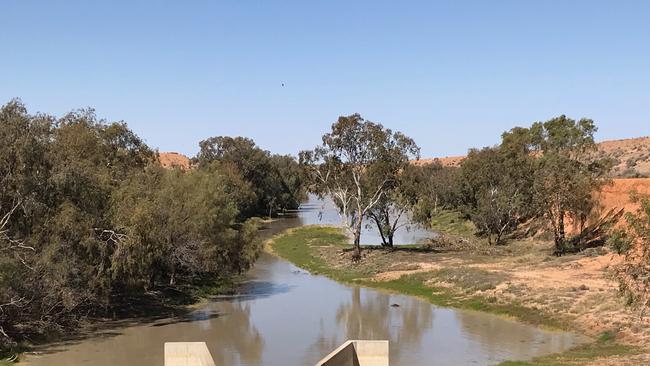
(315, 340, 389, 366)
(164, 340, 389, 366)
(164, 342, 216, 366)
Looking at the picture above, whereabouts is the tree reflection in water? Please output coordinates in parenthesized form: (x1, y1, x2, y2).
(333, 287, 434, 361)
(204, 301, 264, 366)
(24, 300, 265, 366)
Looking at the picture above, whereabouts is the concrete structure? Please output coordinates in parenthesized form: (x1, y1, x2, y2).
(164, 342, 216, 366)
(164, 340, 388, 366)
(315, 340, 389, 366)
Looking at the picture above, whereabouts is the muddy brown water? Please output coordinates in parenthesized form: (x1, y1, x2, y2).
(24, 197, 587, 366)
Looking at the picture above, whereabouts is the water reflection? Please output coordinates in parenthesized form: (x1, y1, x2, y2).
(295, 195, 436, 245)
(454, 311, 579, 364)
(25, 300, 265, 366)
(24, 197, 587, 366)
(334, 287, 434, 361)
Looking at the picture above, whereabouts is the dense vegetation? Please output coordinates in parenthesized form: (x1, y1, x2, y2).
(295, 114, 649, 315)
(2, 99, 649, 362)
(610, 193, 650, 309)
(196, 136, 306, 218)
(297, 114, 617, 255)
(0, 100, 304, 352)
(411, 116, 613, 252)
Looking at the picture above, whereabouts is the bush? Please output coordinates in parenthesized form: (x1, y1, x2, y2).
(0, 99, 274, 350)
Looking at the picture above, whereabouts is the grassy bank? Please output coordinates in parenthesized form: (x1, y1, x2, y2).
(269, 225, 644, 365)
(496, 339, 639, 366)
(270, 225, 562, 328)
(428, 210, 476, 237)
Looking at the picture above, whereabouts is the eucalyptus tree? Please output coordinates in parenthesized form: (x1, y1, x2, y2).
(300, 114, 419, 259)
(457, 146, 534, 244)
(365, 164, 421, 248)
(528, 116, 612, 253)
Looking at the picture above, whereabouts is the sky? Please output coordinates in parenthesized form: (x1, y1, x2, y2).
(1, 1, 649, 158)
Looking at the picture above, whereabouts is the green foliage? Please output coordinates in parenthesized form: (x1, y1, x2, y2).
(0, 99, 275, 351)
(300, 114, 419, 258)
(616, 193, 650, 309)
(366, 164, 422, 247)
(607, 229, 633, 254)
(196, 136, 306, 217)
(528, 116, 612, 253)
(411, 163, 461, 223)
(457, 144, 535, 244)
(414, 116, 612, 249)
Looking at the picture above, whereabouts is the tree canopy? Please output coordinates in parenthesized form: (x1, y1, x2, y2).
(196, 136, 306, 217)
(0, 100, 278, 350)
(300, 114, 419, 258)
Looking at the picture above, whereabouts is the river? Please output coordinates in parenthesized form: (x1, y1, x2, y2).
(24, 196, 586, 366)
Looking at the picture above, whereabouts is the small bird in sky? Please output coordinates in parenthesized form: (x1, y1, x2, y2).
(281, 82, 285, 87)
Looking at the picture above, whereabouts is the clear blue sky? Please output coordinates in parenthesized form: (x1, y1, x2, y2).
(2, 1, 649, 158)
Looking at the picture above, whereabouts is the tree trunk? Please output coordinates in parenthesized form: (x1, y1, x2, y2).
(555, 209, 566, 254)
(352, 217, 363, 261)
(373, 215, 389, 247)
(147, 273, 155, 291)
(383, 213, 394, 249)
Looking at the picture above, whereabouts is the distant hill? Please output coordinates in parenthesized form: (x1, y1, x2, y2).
(412, 155, 464, 168)
(158, 152, 191, 170)
(416, 136, 650, 178)
(590, 136, 650, 178)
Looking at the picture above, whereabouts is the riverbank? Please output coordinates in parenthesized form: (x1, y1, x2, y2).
(267, 225, 650, 365)
(3, 275, 238, 365)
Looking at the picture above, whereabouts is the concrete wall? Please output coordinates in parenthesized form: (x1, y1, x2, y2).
(352, 341, 389, 366)
(164, 340, 387, 366)
(164, 342, 216, 366)
(315, 342, 360, 366)
(315, 340, 388, 366)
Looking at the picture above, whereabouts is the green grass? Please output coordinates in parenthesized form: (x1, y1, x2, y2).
(190, 275, 238, 298)
(429, 210, 476, 237)
(357, 272, 565, 330)
(270, 226, 563, 329)
(269, 225, 643, 365)
(271, 226, 369, 282)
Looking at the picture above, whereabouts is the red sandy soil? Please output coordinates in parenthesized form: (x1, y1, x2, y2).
(597, 178, 650, 214)
(158, 152, 191, 170)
